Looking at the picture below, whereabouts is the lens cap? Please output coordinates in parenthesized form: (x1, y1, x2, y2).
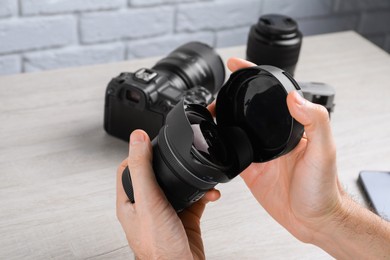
(216, 65, 304, 162)
(256, 14, 299, 36)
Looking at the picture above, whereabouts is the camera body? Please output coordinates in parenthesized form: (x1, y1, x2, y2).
(104, 42, 225, 141)
(104, 68, 213, 141)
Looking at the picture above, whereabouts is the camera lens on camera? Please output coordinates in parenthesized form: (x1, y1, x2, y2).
(153, 42, 225, 94)
(246, 14, 302, 76)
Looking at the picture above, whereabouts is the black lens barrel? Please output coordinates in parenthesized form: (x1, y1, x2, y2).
(153, 42, 225, 94)
(246, 14, 302, 76)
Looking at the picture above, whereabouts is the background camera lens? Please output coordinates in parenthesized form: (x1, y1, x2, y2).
(246, 14, 302, 76)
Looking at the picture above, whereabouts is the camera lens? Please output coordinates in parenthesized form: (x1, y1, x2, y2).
(122, 65, 304, 212)
(246, 14, 302, 76)
(152, 42, 225, 94)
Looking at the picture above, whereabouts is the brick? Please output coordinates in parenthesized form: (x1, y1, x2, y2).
(0, 16, 77, 54)
(0, 0, 18, 18)
(334, 0, 390, 12)
(297, 15, 359, 36)
(23, 43, 125, 72)
(0, 55, 21, 75)
(216, 26, 250, 48)
(21, 0, 126, 15)
(176, 0, 261, 32)
(263, 0, 333, 19)
(127, 32, 214, 59)
(129, 0, 199, 6)
(80, 8, 174, 43)
(359, 11, 390, 34)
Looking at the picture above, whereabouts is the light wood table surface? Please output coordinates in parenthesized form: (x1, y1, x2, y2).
(1, 31, 390, 259)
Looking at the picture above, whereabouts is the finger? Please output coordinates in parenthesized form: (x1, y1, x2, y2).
(206, 101, 216, 117)
(227, 57, 256, 72)
(286, 91, 336, 162)
(127, 130, 162, 204)
(179, 189, 221, 221)
(202, 189, 221, 202)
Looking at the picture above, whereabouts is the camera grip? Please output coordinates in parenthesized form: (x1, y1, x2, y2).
(122, 166, 135, 203)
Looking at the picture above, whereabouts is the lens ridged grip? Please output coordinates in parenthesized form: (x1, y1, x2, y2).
(122, 167, 135, 203)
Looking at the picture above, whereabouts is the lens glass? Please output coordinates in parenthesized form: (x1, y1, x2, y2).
(191, 121, 228, 166)
(186, 106, 229, 167)
(242, 76, 291, 151)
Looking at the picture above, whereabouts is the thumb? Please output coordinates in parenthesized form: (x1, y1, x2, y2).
(287, 91, 336, 162)
(128, 130, 161, 204)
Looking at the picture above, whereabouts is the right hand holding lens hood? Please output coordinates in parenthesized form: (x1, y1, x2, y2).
(122, 65, 304, 211)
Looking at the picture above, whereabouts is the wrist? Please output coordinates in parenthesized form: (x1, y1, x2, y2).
(310, 194, 390, 258)
(310, 194, 355, 256)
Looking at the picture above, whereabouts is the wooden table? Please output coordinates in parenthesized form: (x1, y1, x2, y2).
(1, 31, 390, 259)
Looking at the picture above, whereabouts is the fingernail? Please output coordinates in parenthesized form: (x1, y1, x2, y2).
(294, 92, 306, 106)
(130, 131, 145, 145)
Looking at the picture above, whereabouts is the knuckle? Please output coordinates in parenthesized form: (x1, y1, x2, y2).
(313, 104, 330, 124)
(117, 159, 128, 173)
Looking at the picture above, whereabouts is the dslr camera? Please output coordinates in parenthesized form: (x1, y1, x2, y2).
(104, 42, 225, 141)
(104, 40, 336, 212)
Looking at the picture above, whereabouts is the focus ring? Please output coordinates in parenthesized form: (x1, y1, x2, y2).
(122, 167, 135, 203)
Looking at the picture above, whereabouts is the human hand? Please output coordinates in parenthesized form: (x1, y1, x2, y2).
(208, 57, 343, 243)
(116, 130, 220, 260)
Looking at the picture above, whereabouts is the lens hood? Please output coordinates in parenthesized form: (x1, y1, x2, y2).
(160, 100, 232, 184)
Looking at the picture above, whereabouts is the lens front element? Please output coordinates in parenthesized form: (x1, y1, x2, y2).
(186, 105, 229, 168)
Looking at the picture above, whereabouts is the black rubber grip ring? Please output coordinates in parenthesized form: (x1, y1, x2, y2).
(122, 167, 135, 203)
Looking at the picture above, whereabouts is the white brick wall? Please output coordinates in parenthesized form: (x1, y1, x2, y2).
(127, 32, 214, 59)
(0, 0, 389, 75)
(176, 0, 260, 32)
(263, 0, 334, 19)
(24, 43, 125, 72)
(0, 0, 17, 18)
(0, 55, 20, 75)
(0, 16, 77, 54)
(80, 8, 175, 43)
(21, 0, 126, 15)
